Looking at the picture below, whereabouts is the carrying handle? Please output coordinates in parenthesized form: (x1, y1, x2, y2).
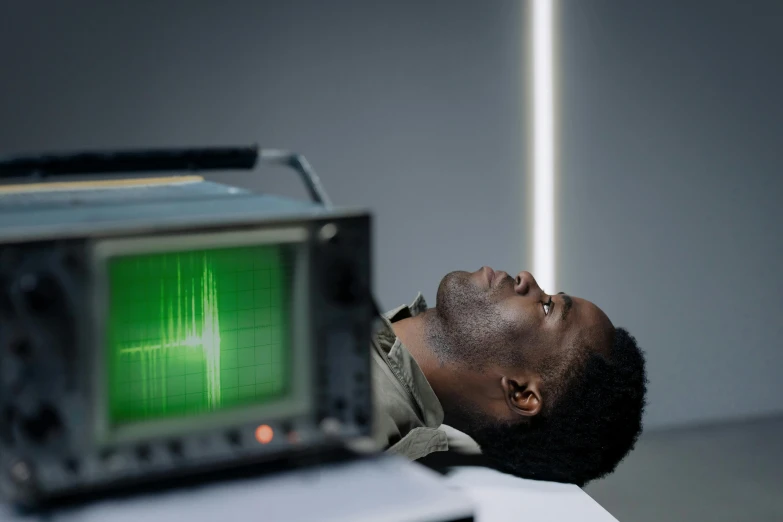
(0, 145, 332, 209)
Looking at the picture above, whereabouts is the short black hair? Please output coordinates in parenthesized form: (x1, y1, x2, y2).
(469, 327, 647, 487)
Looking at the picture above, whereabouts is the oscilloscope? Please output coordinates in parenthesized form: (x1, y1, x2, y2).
(0, 147, 375, 506)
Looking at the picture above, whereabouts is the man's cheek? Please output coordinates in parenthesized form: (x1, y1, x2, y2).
(497, 303, 530, 327)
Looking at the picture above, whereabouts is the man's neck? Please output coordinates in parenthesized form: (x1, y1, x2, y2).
(391, 311, 503, 433)
(391, 311, 440, 375)
(391, 311, 459, 410)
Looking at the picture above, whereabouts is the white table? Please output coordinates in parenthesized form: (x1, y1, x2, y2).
(0, 456, 471, 522)
(0, 457, 618, 521)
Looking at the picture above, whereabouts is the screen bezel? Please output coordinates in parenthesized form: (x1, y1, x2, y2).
(91, 227, 312, 446)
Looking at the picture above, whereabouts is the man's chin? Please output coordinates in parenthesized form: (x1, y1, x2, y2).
(435, 270, 480, 313)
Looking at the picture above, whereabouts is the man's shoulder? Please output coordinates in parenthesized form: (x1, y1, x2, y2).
(371, 349, 449, 459)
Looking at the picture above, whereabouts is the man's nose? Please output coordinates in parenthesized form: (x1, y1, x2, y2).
(514, 271, 540, 296)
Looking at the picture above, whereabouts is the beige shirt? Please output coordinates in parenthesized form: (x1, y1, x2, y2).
(371, 293, 450, 460)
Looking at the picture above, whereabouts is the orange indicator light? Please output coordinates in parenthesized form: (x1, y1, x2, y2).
(255, 424, 274, 444)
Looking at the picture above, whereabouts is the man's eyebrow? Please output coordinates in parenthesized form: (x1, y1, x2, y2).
(557, 292, 573, 320)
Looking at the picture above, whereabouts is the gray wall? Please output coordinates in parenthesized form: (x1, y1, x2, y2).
(0, 0, 526, 311)
(559, 0, 783, 428)
(5, 0, 780, 431)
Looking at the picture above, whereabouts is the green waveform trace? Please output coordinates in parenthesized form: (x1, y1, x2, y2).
(117, 255, 223, 413)
(109, 244, 291, 426)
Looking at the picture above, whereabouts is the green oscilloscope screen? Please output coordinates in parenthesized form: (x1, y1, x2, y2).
(106, 245, 291, 426)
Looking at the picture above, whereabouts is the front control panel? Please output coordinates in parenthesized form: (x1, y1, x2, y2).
(0, 242, 87, 456)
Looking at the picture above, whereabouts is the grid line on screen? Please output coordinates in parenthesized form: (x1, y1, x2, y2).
(107, 245, 290, 425)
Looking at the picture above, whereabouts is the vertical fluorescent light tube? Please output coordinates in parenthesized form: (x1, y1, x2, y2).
(532, 0, 556, 293)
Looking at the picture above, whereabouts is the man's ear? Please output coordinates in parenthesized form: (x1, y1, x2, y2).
(501, 375, 543, 417)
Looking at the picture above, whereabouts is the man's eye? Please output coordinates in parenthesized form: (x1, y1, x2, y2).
(542, 296, 553, 316)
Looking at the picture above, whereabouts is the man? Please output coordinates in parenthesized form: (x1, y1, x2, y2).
(372, 267, 647, 487)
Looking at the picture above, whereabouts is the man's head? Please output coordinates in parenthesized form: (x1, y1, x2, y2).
(428, 267, 647, 486)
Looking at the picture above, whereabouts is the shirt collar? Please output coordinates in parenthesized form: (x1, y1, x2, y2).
(383, 292, 428, 322)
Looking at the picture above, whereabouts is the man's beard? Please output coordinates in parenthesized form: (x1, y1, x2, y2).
(429, 270, 518, 369)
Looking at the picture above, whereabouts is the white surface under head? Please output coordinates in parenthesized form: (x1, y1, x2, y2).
(446, 467, 618, 522)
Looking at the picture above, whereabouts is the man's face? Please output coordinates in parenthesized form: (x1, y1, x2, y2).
(434, 267, 614, 374)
